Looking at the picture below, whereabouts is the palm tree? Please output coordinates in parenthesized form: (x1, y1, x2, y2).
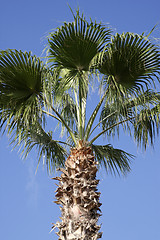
(0, 9, 160, 239)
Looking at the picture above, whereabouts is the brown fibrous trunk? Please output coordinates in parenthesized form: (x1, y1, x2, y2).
(52, 143, 102, 240)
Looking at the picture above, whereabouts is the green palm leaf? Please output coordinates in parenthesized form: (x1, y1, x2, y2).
(99, 32, 160, 89)
(133, 104, 160, 149)
(96, 90, 160, 148)
(47, 10, 111, 73)
(12, 122, 67, 172)
(0, 50, 45, 134)
(99, 89, 156, 136)
(92, 144, 133, 175)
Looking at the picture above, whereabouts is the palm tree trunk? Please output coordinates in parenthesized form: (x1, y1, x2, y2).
(52, 142, 102, 239)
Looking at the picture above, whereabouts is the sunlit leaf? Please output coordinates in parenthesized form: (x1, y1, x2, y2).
(47, 10, 111, 73)
(99, 32, 160, 89)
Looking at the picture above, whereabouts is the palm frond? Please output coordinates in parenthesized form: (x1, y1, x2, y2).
(0, 50, 45, 136)
(99, 32, 160, 90)
(99, 89, 160, 138)
(133, 104, 160, 149)
(92, 144, 133, 176)
(84, 87, 109, 141)
(47, 10, 111, 74)
(11, 123, 68, 173)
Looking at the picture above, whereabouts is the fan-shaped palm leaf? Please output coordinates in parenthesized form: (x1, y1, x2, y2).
(99, 32, 160, 89)
(47, 10, 111, 74)
(0, 50, 45, 134)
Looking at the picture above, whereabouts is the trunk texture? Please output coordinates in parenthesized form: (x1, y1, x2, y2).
(52, 144, 102, 240)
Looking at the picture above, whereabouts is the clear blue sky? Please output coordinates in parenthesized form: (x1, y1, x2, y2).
(0, 0, 160, 240)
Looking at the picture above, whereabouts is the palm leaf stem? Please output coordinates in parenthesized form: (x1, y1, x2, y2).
(47, 104, 77, 145)
(84, 87, 109, 141)
(90, 117, 134, 144)
(39, 94, 77, 145)
(79, 78, 87, 139)
(42, 110, 61, 122)
(78, 78, 83, 139)
(88, 110, 118, 138)
(73, 89, 79, 127)
(53, 140, 72, 147)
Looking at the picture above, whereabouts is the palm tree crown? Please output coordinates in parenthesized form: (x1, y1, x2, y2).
(1, 10, 160, 173)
